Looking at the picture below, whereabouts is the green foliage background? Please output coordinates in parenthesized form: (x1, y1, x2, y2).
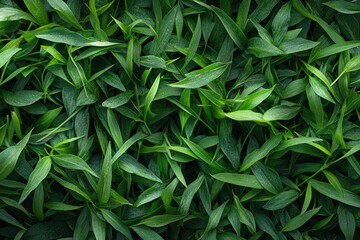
(1, 0, 360, 239)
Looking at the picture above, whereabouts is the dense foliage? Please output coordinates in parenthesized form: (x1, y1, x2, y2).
(1, 0, 360, 239)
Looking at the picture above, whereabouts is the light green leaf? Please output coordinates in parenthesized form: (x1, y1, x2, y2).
(282, 207, 321, 232)
(263, 105, 300, 121)
(311, 179, 360, 208)
(184, 15, 202, 68)
(140, 55, 166, 68)
(169, 62, 228, 88)
(324, 1, 360, 14)
(97, 143, 112, 204)
(101, 209, 132, 240)
(212, 6, 246, 49)
(19, 156, 51, 203)
(47, 0, 83, 30)
(144, 74, 161, 119)
(0, 131, 31, 181)
(263, 190, 299, 210)
(52, 154, 98, 177)
(211, 173, 263, 189)
(240, 134, 283, 171)
(116, 154, 162, 183)
(178, 174, 204, 214)
(0, 47, 21, 69)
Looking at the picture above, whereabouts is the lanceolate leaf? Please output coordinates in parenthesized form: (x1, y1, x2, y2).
(212, 6, 247, 49)
(311, 180, 360, 208)
(169, 62, 229, 88)
(211, 173, 263, 189)
(3, 90, 43, 107)
(240, 134, 283, 171)
(52, 154, 98, 177)
(0, 1, 359, 238)
(47, 0, 83, 30)
(0, 131, 31, 181)
(97, 143, 112, 204)
(20, 156, 51, 203)
(184, 15, 202, 68)
(116, 154, 162, 183)
(282, 207, 321, 232)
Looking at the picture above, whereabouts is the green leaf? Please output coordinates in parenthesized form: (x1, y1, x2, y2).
(311, 179, 360, 208)
(247, 37, 284, 58)
(225, 110, 265, 122)
(179, 174, 204, 214)
(44, 202, 82, 211)
(234, 194, 256, 232)
(211, 173, 263, 189)
(140, 55, 166, 68)
(212, 6, 247, 49)
(50, 173, 92, 202)
(251, 162, 283, 194)
(169, 62, 228, 88)
(161, 178, 178, 209)
(309, 76, 335, 103)
(90, 209, 106, 240)
(101, 209, 132, 240)
(150, 6, 177, 55)
(2, 90, 43, 107)
(134, 183, 166, 207)
(19, 156, 51, 203)
(99, 71, 125, 91)
(323, 170, 344, 198)
(126, 36, 133, 76)
(203, 201, 227, 235)
(273, 136, 323, 152)
(47, 0, 83, 30)
(282, 207, 321, 232)
(52, 154, 98, 177)
(144, 74, 161, 119)
(254, 211, 281, 240)
(238, 86, 275, 110)
(240, 134, 282, 171)
(33, 106, 62, 132)
(24, 0, 49, 25)
(263, 105, 300, 121)
(111, 132, 148, 164)
(107, 109, 123, 148)
(292, 0, 344, 44)
(182, 137, 213, 165)
(272, 2, 291, 45)
(165, 154, 187, 187)
(0, 47, 21, 69)
(0, 131, 31, 181)
(0, 8, 36, 23)
(41, 45, 67, 64)
(301, 183, 312, 214)
(116, 154, 162, 183)
(97, 143, 112, 204)
(324, 1, 360, 14)
(278, 38, 319, 54)
(184, 15, 202, 68)
(102, 91, 134, 109)
(0, 209, 25, 230)
(219, 119, 240, 169)
(77, 89, 98, 106)
(337, 204, 355, 240)
(131, 226, 164, 240)
(135, 215, 185, 228)
(35, 27, 120, 47)
(263, 190, 299, 210)
(310, 41, 360, 62)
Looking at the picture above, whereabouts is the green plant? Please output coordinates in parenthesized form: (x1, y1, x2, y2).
(1, 0, 360, 239)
